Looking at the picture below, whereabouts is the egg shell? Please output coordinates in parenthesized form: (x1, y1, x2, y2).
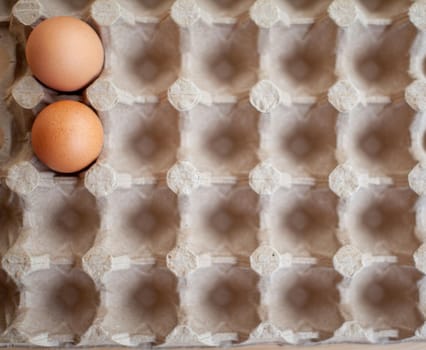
(25, 16, 104, 92)
(31, 100, 104, 173)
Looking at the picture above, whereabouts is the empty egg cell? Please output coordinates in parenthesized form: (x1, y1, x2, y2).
(268, 102, 337, 177)
(274, 0, 332, 18)
(347, 265, 423, 339)
(102, 266, 178, 345)
(0, 185, 21, 256)
(341, 21, 416, 96)
(189, 20, 259, 95)
(100, 185, 179, 258)
(108, 17, 180, 95)
(184, 184, 259, 257)
(266, 18, 337, 97)
(23, 181, 99, 261)
(20, 268, 99, 344)
(267, 187, 339, 259)
(185, 102, 259, 175)
(183, 266, 260, 342)
(102, 102, 179, 177)
(341, 187, 419, 260)
(0, 269, 19, 335)
(339, 102, 416, 176)
(268, 266, 343, 340)
(197, 0, 255, 17)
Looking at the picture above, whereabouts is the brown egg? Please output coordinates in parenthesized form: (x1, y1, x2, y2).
(25, 16, 104, 91)
(31, 100, 104, 173)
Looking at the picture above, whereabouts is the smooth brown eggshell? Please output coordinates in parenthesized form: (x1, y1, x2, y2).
(31, 100, 104, 173)
(25, 16, 104, 92)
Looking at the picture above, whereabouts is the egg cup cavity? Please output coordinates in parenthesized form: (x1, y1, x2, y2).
(338, 102, 416, 177)
(90, 184, 179, 260)
(347, 264, 423, 339)
(108, 18, 180, 96)
(104, 101, 180, 178)
(183, 266, 260, 344)
(340, 187, 419, 260)
(185, 101, 260, 176)
(342, 22, 417, 96)
(268, 266, 343, 341)
(101, 266, 179, 346)
(268, 187, 339, 260)
(268, 102, 338, 178)
(16, 268, 99, 346)
(188, 20, 259, 96)
(2, 178, 101, 270)
(267, 18, 338, 98)
(184, 184, 259, 258)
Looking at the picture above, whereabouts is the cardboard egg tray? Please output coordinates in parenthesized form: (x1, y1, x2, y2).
(0, 0, 426, 347)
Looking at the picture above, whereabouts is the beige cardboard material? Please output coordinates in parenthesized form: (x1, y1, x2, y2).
(0, 0, 426, 347)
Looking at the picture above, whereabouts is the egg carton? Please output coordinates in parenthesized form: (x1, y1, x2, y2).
(1, 0, 426, 347)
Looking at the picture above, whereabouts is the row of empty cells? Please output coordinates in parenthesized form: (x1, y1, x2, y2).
(105, 7, 422, 96)
(1, 179, 422, 262)
(100, 100, 423, 178)
(0, 263, 424, 344)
